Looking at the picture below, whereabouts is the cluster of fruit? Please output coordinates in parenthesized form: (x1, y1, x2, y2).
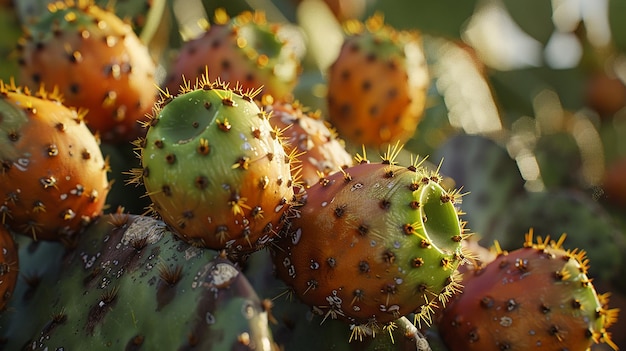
(0, 1, 620, 350)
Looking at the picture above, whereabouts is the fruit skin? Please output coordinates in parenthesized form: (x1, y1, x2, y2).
(272, 150, 466, 331)
(0, 81, 110, 242)
(263, 99, 353, 188)
(135, 74, 295, 253)
(164, 9, 301, 101)
(438, 230, 620, 351)
(17, 0, 157, 143)
(0, 212, 279, 350)
(0, 225, 18, 312)
(327, 14, 429, 147)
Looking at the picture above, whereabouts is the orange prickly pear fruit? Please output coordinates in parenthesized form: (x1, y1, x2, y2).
(17, 0, 157, 143)
(0, 81, 110, 242)
(327, 14, 429, 148)
(164, 9, 301, 102)
(262, 98, 353, 188)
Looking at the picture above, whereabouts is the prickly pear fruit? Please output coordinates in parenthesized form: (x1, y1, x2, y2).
(133, 73, 295, 253)
(327, 14, 429, 147)
(17, 0, 157, 143)
(438, 230, 620, 351)
(0, 212, 279, 350)
(0, 81, 110, 241)
(0, 225, 18, 311)
(164, 9, 301, 101)
(272, 147, 467, 335)
(263, 98, 353, 188)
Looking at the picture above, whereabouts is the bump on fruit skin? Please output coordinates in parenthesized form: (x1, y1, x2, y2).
(17, 0, 157, 143)
(262, 98, 353, 188)
(164, 9, 301, 101)
(271, 145, 468, 337)
(327, 14, 429, 148)
(438, 230, 620, 351)
(0, 224, 18, 311)
(134, 71, 295, 254)
(0, 80, 110, 242)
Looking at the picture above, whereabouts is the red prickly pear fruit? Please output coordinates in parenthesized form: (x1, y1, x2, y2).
(17, 0, 157, 143)
(262, 98, 353, 188)
(164, 9, 301, 102)
(327, 14, 429, 148)
(0, 224, 18, 311)
(0, 81, 110, 242)
(438, 230, 620, 351)
(133, 72, 295, 253)
(272, 146, 468, 335)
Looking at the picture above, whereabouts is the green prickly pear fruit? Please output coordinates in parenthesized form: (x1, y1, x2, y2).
(271, 146, 467, 336)
(164, 9, 301, 101)
(0, 81, 110, 242)
(133, 73, 295, 253)
(438, 230, 620, 351)
(17, 0, 157, 143)
(262, 98, 353, 188)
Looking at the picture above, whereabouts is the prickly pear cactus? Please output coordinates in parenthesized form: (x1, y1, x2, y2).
(0, 81, 110, 241)
(0, 225, 18, 312)
(164, 9, 301, 101)
(327, 14, 429, 147)
(272, 146, 467, 338)
(17, 0, 157, 143)
(263, 98, 353, 188)
(438, 230, 620, 351)
(0, 212, 279, 350)
(133, 73, 295, 253)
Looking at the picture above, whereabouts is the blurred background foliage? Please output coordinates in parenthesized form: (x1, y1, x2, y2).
(1, 0, 625, 348)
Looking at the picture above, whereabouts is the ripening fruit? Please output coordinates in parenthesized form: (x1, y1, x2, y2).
(327, 14, 429, 148)
(164, 9, 301, 102)
(17, 0, 157, 143)
(272, 145, 468, 338)
(132, 72, 295, 253)
(0, 81, 110, 242)
(262, 98, 353, 188)
(438, 230, 620, 351)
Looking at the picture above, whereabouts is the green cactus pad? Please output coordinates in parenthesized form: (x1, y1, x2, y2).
(0, 213, 278, 350)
